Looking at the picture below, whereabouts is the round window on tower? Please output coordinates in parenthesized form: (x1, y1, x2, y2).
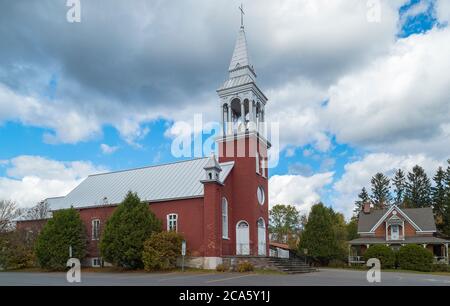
(257, 186, 265, 205)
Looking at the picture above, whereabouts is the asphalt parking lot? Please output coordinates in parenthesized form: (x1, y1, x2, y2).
(1, 268, 450, 286)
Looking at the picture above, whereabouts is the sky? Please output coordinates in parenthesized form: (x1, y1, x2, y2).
(0, 0, 449, 218)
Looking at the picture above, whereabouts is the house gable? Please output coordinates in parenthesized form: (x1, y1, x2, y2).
(358, 205, 437, 238)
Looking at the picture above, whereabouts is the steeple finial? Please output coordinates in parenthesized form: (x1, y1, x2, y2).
(239, 3, 245, 29)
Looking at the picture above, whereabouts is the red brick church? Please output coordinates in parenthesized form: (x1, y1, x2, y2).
(17, 22, 270, 269)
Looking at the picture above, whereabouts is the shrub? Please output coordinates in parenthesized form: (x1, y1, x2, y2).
(397, 244, 434, 272)
(100, 191, 162, 269)
(431, 263, 450, 272)
(363, 245, 396, 269)
(328, 259, 346, 268)
(0, 230, 36, 270)
(35, 208, 86, 270)
(142, 231, 183, 271)
(216, 264, 227, 272)
(237, 261, 254, 272)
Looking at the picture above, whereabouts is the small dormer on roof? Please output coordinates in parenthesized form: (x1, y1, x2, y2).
(203, 153, 222, 182)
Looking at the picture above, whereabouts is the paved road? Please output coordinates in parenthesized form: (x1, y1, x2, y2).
(1, 269, 450, 286)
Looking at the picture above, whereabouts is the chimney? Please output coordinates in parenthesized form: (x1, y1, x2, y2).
(363, 202, 371, 214)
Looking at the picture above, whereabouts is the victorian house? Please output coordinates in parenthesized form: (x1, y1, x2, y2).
(349, 203, 449, 265)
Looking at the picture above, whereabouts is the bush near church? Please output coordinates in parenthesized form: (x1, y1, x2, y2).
(142, 231, 184, 271)
(35, 208, 86, 270)
(397, 244, 434, 272)
(237, 261, 254, 272)
(363, 245, 396, 269)
(0, 229, 36, 270)
(100, 191, 161, 269)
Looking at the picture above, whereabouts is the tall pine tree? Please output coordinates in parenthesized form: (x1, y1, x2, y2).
(432, 167, 446, 231)
(393, 169, 406, 206)
(370, 173, 391, 209)
(405, 165, 432, 208)
(442, 160, 450, 236)
(354, 187, 370, 216)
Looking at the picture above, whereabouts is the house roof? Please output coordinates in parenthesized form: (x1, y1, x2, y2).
(357, 206, 436, 233)
(349, 236, 450, 245)
(269, 241, 292, 250)
(45, 158, 234, 211)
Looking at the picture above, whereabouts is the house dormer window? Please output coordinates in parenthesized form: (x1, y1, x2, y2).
(386, 214, 404, 241)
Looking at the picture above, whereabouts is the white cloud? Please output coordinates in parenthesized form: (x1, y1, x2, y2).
(436, 0, 450, 23)
(0, 156, 106, 208)
(331, 153, 445, 218)
(269, 172, 334, 215)
(324, 26, 450, 158)
(100, 144, 119, 155)
(0, 0, 406, 147)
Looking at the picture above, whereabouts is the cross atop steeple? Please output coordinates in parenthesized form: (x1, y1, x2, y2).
(239, 4, 245, 29)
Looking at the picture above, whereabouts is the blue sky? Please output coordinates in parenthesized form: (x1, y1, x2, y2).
(0, 0, 449, 218)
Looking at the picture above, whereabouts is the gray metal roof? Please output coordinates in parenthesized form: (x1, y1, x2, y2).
(229, 28, 251, 71)
(218, 74, 253, 91)
(349, 236, 449, 245)
(357, 206, 437, 232)
(48, 158, 234, 210)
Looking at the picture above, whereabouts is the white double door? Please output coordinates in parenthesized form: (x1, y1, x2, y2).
(235, 219, 267, 256)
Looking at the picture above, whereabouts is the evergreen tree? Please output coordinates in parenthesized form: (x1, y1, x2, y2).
(442, 160, 450, 236)
(298, 203, 345, 265)
(370, 173, 391, 209)
(100, 191, 162, 269)
(405, 165, 432, 208)
(432, 167, 446, 231)
(354, 187, 370, 216)
(35, 208, 86, 270)
(393, 169, 406, 206)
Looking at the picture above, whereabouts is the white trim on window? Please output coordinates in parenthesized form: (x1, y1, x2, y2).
(257, 186, 265, 205)
(167, 213, 178, 232)
(91, 219, 100, 241)
(222, 197, 229, 239)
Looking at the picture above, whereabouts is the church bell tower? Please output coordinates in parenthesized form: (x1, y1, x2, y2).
(215, 7, 270, 257)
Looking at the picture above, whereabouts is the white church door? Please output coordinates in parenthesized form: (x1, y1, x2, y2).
(257, 218, 267, 256)
(236, 221, 250, 255)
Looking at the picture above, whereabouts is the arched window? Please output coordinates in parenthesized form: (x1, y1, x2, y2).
(222, 198, 229, 239)
(167, 213, 178, 232)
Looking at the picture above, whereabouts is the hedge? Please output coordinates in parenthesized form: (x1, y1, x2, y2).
(397, 244, 434, 272)
(363, 245, 396, 269)
(142, 231, 184, 271)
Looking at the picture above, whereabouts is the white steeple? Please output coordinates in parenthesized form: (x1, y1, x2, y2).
(217, 10, 268, 137)
(228, 27, 253, 74)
